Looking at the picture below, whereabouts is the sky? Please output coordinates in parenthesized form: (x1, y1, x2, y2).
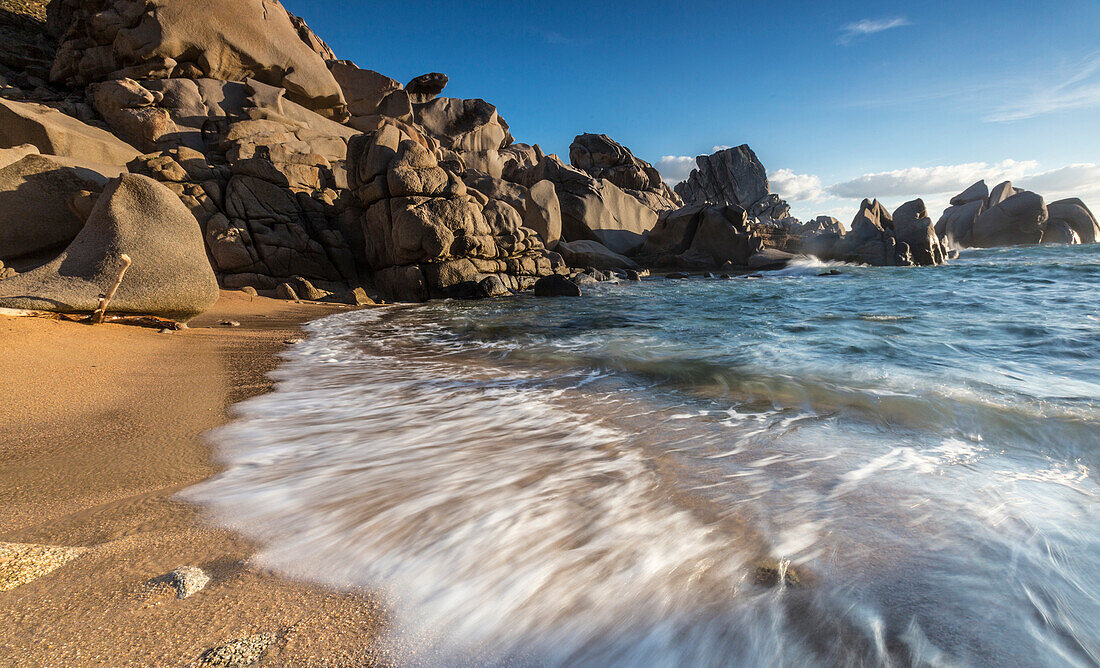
(283, 0, 1100, 223)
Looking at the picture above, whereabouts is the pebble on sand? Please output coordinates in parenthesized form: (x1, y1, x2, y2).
(142, 565, 210, 603)
(0, 542, 85, 592)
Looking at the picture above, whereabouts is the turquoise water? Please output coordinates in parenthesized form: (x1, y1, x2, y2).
(187, 245, 1100, 666)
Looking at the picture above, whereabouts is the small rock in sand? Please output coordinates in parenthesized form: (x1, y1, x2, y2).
(143, 565, 210, 602)
(220, 320, 241, 327)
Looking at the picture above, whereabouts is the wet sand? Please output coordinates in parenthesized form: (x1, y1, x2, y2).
(0, 292, 390, 666)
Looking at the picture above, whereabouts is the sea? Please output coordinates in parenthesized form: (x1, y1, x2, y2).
(183, 244, 1100, 666)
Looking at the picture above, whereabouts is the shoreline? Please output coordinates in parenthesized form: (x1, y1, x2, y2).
(0, 291, 390, 666)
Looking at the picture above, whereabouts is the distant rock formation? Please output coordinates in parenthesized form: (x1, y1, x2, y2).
(936, 180, 1097, 248)
(800, 198, 946, 267)
(674, 145, 791, 221)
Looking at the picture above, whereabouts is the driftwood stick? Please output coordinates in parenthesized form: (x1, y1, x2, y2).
(90, 254, 132, 324)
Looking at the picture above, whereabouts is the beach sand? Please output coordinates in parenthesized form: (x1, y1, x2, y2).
(0, 291, 390, 666)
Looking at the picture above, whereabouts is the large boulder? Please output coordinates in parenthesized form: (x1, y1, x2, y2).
(48, 0, 347, 118)
(0, 154, 111, 264)
(970, 191, 1047, 247)
(891, 198, 946, 265)
(328, 61, 403, 119)
(523, 180, 562, 249)
(936, 199, 985, 247)
(1046, 198, 1098, 244)
(405, 73, 449, 104)
(674, 145, 789, 219)
(1040, 220, 1081, 245)
(0, 174, 219, 320)
(950, 180, 988, 206)
(89, 78, 178, 153)
(412, 97, 512, 153)
(0, 98, 143, 166)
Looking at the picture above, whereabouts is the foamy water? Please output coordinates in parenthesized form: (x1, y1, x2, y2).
(184, 245, 1100, 666)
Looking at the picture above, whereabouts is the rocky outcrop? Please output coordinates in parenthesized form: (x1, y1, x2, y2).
(936, 181, 1097, 249)
(1044, 199, 1098, 245)
(633, 203, 765, 269)
(674, 145, 790, 221)
(0, 173, 219, 320)
(569, 133, 681, 205)
(347, 121, 564, 301)
(801, 198, 945, 267)
(0, 98, 142, 165)
(48, 0, 347, 118)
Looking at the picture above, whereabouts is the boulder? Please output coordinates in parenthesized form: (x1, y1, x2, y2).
(555, 239, 638, 270)
(329, 61, 403, 118)
(936, 200, 984, 247)
(89, 78, 177, 153)
(634, 203, 765, 268)
(0, 154, 107, 263)
(987, 181, 1018, 209)
(891, 198, 946, 265)
(413, 97, 512, 153)
(347, 121, 559, 301)
(747, 248, 795, 269)
(0, 99, 143, 166)
(534, 274, 581, 297)
(1046, 198, 1098, 244)
(0, 174, 220, 320)
(1040, 220, 1081, 245)
(48, 0, 348, 118)
(675, 145, 768, 210)
(971, 191, 1047, 247)
(950, 180, 989, 206)
(406, 72, 449, 104)
(523, 180, 562, 249)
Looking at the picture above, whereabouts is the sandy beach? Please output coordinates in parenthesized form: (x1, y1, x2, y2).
(0, 291, 389, 666)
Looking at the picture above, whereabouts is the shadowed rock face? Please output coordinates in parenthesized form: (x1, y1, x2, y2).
(406, 73, 449, 104)
(47, 0, 347, 118)
(0, 173, 219, 320)
(1046, 198, 1099, 244)
(347, 122, 564, 301)
(0, 154, 107, 263)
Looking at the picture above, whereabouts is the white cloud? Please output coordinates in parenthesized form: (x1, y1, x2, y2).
(827, 159, 1038, 199)
(1017, 164, 1100, 201)
(838, 17, 911, 45)
(769, 169, 825, 201)
(712, 145, 731, 152)
(656, 155, 697, 185)
(984, 51, 1100, 122)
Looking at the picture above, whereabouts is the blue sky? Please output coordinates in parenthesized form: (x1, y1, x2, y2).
(284, 0, 1100, 221)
